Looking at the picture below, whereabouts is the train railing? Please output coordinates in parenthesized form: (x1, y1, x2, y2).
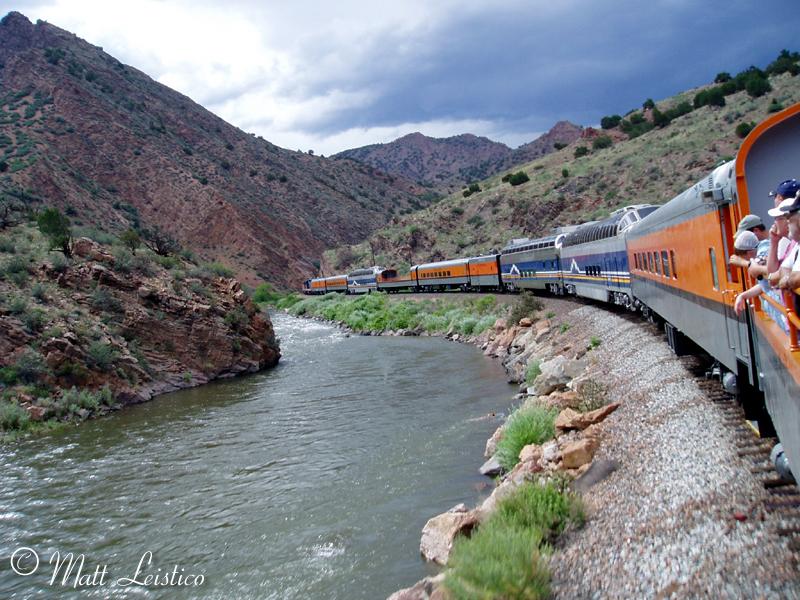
(755, 289, 800, 351)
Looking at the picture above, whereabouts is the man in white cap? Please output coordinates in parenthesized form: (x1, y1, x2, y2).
(732, 230, 763, 315)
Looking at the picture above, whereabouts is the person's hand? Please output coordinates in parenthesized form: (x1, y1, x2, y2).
(729, 255, 748, 268)
(779, 274, 791, 289)
(734, 294, 746, 315)
(768, 270, 782, 285)
(769, 223, 781, 244)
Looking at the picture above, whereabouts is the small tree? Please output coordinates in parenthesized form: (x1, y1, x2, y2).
(574, 146, 589, 158)
(600, 115, 621, 129)
(714, 72, 732, 83)
(745, 76, 772, 98)
(561, 168, 569, 178)
(141, 226, 180, 256)
(37, 207, 73, 257)
(642, 98, 655, 110)
(120, 228, 141, 255)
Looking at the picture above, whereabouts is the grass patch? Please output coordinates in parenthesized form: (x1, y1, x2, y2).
(495, 405, 557, 471)
(525, 359, 541, 386)
(508, 291, 543, 326)
(445, 480, 584, 600)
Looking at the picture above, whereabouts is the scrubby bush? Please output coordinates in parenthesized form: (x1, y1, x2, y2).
(592, 135, 613, 150)
(224, 307, 250, 332)
(736, 121, 756, 139)
(573, 146, 589, 158)
(495, 405, 557, 470)
(445, 481, 584, 600)
(87, 342, 118, 372)
(508, 291, 543, 325)
(14, 349, 48, 383)
(507, 171, 530, 186)
(22, 308, 47, 333)
(206, 262, 234, 278)
(92, 287, 124, 313)
(0, 401, 30, 431)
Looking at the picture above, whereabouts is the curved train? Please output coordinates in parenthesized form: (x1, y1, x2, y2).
(303, 103, 800, 478)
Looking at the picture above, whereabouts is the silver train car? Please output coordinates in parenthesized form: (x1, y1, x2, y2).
(560, 205, 659, 307)
(347, 266, 382, 294)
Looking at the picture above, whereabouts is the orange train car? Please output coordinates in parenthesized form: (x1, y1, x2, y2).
(627, 102, 800, 474)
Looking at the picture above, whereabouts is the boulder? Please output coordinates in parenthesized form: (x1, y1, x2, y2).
(493, 318, 507, 332)
(25, 405, 47, 421)
(540, 440, 560, 465)
(480, 455, 503, 477)
(555, 408, 582, 431)
(555, 403, 619, 431)
(420, 504, 478, 565)
(484, 425, 505, 458)
(561, 438, 598, 469)
(518, 443, 542, 464)
(387, 574, 446, 600)
(531, 356, 586, 396)
(519, 317, 533, 327)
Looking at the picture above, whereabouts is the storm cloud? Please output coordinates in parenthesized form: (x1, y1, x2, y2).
(9, 0, 798, 154)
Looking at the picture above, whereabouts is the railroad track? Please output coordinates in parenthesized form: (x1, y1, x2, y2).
(683, 356, 800, 552)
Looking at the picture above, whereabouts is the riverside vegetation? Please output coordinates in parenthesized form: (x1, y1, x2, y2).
(0, 208, 279, 441)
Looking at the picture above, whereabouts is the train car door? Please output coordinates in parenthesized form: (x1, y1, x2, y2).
(716, 197, 755, 382)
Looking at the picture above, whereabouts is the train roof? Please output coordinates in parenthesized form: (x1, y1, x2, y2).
(412, 257, 470, 270)
(562, 204, 660, 247)
(501, 235, 558, 254)
(347, 266, 382, 277)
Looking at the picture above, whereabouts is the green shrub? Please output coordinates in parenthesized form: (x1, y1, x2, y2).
(31, 282, 48, 302)
(561, 168, 569, 178)
(7, 295, 27, 315)
(592, 135, 612, 150)
(715, 71, 732, 83)
(573, 146, 589, 158)
(736, 121, 756, 139)
(0, 366, 19, 385)
(51, 253, 69, 273)
(451, 206, 465, 216)
(14, 349, 48, 383)
(589, 335, 601, 349)
(0, 238, 15, 253)
(525, 359, 541, 386)
(494, 480, 585, 539)
(205, 262, 234, 278)
(577, 379, 608, 412)
(92, 287, 124, 313)
(508, 171, 530, 186)
(495, 406, 557, 470)
(87, 342, 118, 372)
(37, 207, 73, 257)
(131, 254, 155, 276)
(0, 401, 30, 431)
(508, 291, 543, 325)
(224, 307, 250, 332)
(252, 283, 281, 304)
(768, 98, 784, 113)
(22, 308, 47, 333)
(445, 520, 549, 600)
(600, 115, 621, 129)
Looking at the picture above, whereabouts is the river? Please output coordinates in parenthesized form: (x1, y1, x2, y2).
(0, 313, 513, 599)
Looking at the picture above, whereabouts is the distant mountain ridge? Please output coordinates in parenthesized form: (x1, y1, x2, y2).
(0, 12, 427, 288)
(335, 122, 583, 193)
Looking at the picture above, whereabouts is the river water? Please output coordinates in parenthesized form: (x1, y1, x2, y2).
(0, 313, 513, 599)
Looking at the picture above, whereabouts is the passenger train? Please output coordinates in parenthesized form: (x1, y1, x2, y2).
(302, 103, 800, 479)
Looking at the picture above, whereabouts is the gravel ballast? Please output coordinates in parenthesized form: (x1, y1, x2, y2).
(547, 303, 799, 599)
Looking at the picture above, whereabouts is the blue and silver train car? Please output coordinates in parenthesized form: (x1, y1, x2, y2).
(347, 266, 381, 294)
(559, 204, 659, 307)
(500, 235, 565, 294)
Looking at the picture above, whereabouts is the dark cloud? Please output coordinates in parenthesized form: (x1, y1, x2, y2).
(293, 0, 798, 142)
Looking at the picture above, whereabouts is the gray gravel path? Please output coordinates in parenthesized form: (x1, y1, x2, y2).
(547, 305, 800, 599)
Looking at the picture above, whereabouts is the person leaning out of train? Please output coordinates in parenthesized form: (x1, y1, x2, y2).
(774, 192, 800, 292)
(766, 179, 800, 275)
(732, 231, 762, 315)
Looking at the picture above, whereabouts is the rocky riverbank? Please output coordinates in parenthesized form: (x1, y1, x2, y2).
(367, 297, 799, 599)
(0, 226, 280, 438)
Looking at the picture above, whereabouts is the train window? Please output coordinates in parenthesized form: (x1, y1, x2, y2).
(647, 253, 653, 273)
(709, 248, 719, 289)
(670, 250, 677, 279)
(654, 254, 661, 275)
(661, 251, 670, 278)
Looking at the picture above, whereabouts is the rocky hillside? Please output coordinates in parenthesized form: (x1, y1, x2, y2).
(0, 220, 280, 437)
(0, 12, 428, 289)
(335, 122, 582, 195)
(325, 66, 800, 274)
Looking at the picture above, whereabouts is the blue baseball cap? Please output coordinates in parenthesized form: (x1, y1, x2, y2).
(770, 178, 800, 198)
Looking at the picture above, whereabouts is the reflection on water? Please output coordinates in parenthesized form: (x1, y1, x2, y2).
(0, 313, 512, 599)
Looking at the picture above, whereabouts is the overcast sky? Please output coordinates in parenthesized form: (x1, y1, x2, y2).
(4, 1, 798, 155)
